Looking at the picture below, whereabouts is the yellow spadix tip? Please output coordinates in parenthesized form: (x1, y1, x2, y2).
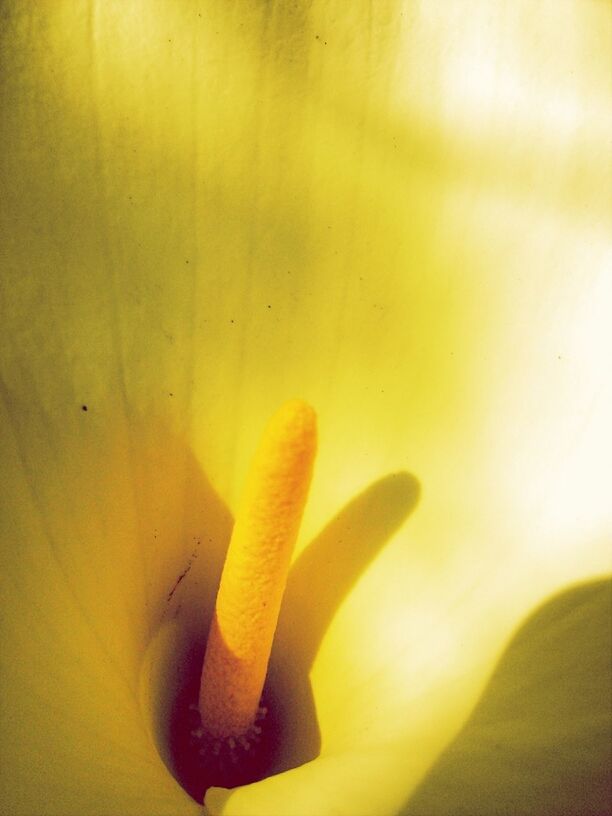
(199, 400, 317, 740)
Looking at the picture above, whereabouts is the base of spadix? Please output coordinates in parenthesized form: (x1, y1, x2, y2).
(140, 621, 321, 803)
(168, 662, 282, 802)
(185, 702, 271, 790)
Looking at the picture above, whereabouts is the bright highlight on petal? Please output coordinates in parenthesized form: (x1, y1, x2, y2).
(199, 401, 316, 740)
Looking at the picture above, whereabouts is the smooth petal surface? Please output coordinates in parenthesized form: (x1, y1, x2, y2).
(1, 2, 611, 815)
(404, 579, 612, 816)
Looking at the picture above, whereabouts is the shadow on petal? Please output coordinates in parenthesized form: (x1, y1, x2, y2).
(134, 430, 236, 802)
(267, 472, 421, 774)
(403, 576, 612, 816)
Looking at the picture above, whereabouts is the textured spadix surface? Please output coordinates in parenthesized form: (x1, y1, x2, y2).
(0, 2, 610, 815)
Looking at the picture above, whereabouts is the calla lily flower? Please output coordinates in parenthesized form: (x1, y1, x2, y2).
(1, 2, 611, 815)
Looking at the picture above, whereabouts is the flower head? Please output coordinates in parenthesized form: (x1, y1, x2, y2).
(1, 2, 610, 815)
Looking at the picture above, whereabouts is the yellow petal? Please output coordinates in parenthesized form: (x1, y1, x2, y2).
(405, 579, 612, 816)
(1, 1, 610, 814)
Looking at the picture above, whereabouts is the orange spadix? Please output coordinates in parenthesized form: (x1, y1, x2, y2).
(198, 400, 317, 740)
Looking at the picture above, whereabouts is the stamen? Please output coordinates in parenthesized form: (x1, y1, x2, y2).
(198, 400, 317, 741)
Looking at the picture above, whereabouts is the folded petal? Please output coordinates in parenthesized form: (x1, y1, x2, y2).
(404, 578, 612, 816)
